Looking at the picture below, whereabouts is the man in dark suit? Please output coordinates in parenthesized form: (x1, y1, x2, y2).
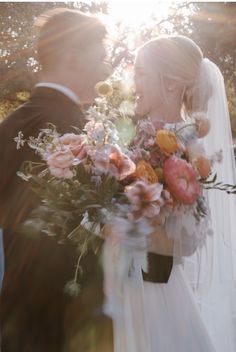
(0, 8, 113, 352)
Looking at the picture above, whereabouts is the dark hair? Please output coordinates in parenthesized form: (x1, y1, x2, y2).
(35, 8, 107, 70)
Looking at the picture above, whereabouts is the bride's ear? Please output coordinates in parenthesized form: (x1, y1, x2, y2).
(163, 77, 179, 92)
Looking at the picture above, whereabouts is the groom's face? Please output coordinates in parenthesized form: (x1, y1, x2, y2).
(74, 42, 112, 103)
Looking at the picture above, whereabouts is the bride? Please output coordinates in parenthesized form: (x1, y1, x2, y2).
(103, 35, 236, 351)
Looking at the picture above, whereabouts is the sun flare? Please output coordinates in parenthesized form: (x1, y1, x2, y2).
(107, 0, 175, 28)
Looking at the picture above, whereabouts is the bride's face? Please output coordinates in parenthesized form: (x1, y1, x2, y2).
(134, 50, 163, 117)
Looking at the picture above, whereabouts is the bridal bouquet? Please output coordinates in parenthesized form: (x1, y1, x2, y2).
(15, 80, 138, 294)
(15, 80, 235, 294)
(128, 114, 213, 224)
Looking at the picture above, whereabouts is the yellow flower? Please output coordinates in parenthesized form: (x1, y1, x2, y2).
(94, 81, 113, 96)
(134, 160, 158, 184)
(155, 167, 164, 182)
(156, 130, 178, 154)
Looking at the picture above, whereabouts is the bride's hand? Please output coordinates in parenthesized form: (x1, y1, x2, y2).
(148, 224, 174, 256)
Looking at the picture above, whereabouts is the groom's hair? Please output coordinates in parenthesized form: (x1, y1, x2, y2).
(35, 8, 107, 71)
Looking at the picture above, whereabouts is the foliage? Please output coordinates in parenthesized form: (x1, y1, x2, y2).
(187, 2, 236, 82)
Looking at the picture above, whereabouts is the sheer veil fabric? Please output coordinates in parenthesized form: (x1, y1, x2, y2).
(167, 58, 236, 350)
(182, 58, 236, 350)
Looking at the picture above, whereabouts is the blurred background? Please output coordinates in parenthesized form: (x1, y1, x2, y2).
(0, 1, 236, 142)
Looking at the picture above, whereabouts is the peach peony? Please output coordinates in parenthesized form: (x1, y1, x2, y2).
(193, 112, 211, 138)
(134, 160, 158, 183)
(164, 156, 201, 205)
(193, 155, 211, 179)
(93, 144, 136, 180)
(156, 130, 179, 154)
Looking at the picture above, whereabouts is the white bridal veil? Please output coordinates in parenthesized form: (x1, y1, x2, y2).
(180, 58, 236, 350)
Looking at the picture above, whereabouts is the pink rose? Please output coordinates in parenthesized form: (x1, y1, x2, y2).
(47, 148, 74, 169)
(59, 133, 87, 159)
(164, 156, 201, 205)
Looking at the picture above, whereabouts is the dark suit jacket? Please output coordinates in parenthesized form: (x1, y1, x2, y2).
(0, 87, 113, 352)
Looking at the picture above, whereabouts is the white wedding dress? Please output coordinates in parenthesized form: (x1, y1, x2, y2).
(103, 211, 218, 352)
(112, 265, 216, 352)
(103, 210, 236, 352)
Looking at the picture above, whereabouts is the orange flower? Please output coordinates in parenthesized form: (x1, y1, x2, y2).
(193, 155, 211, 179)
(135, 160, 158, 183)
(156, 130, 178, 154)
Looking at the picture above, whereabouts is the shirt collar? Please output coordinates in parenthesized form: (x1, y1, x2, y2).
(35, 82, 80, 106)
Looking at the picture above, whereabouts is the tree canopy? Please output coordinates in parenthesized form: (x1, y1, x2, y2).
(1, 1, 236, 134)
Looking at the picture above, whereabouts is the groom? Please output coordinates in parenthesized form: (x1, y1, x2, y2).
(0, 8, 113, 352)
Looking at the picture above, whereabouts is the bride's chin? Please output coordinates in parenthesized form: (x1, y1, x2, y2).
(135, 101, 147, 117)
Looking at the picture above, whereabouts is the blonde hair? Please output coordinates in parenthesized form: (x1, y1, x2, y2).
(139, 35, 212, 115)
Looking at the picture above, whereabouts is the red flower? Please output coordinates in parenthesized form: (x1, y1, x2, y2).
(164, 156, 201, 205)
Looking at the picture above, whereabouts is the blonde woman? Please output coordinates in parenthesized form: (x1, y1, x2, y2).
(103, 35, 236, 352)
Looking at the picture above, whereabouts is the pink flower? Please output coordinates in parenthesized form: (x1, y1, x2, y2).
(139, 119, 156, 136)
(59, 133, 87, 159)
(47, 149, 74, 169)
(47, 148, 74, 179)
(149, 150, 164, 167)
(125, 180, 164, 218)
(49, 166, 74, 179)
(144, 137, 155, 149)
(131, 148, 143, 162)
(93, 144, 136, 180)
(138, 118, 164, 136)
(164, 156, 201, 205)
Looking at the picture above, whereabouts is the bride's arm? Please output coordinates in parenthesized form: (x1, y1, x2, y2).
(149, 224, 198, 257)
(148, 226, 174, 256)
(102, 221, 198, 257)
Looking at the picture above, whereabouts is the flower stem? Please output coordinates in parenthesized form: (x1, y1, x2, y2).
(74, 239, 88, 284)
(175, 123, 196, 135)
